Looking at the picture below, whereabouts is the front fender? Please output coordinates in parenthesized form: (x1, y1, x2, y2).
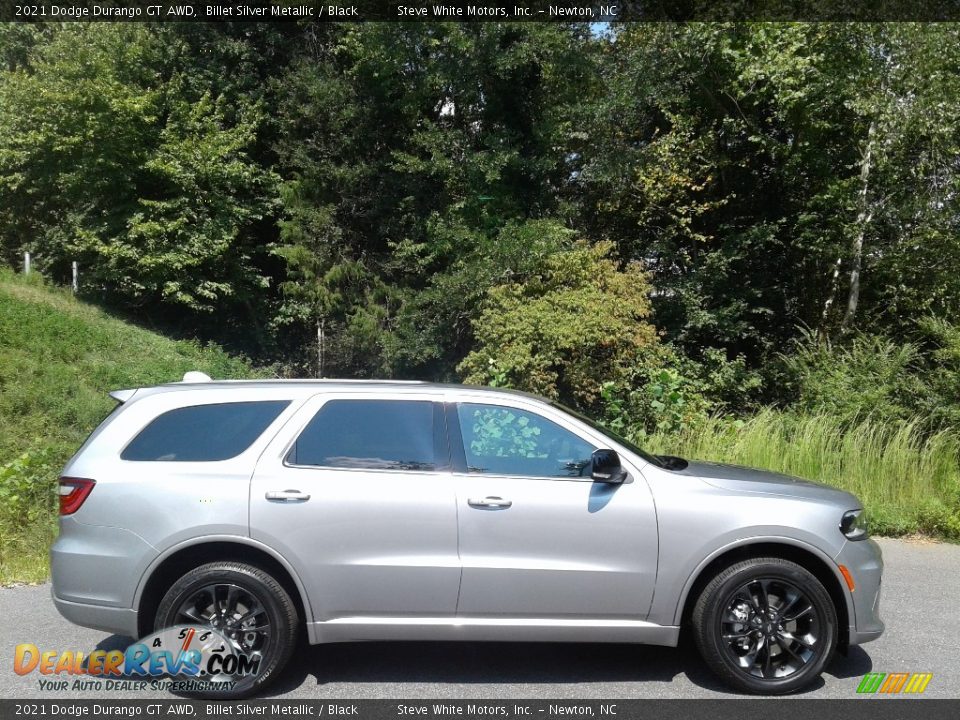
(662, 532, 853, 628)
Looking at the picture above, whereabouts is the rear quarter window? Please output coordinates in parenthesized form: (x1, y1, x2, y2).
(121, 401, 290, 462)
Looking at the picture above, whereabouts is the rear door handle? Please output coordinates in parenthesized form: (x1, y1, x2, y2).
(468, 496, 512, 509)
(265, 489, 311, 502)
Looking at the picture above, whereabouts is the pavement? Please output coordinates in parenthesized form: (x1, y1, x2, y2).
(0, 537, 957, 700)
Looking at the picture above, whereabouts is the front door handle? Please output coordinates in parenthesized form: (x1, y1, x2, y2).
(265, 489, 311, 502)
(468, 496, 512, 509)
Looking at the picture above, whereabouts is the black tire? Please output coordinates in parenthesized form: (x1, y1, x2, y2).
(154, 561, 298, 699)
(692, 557, 838, 695)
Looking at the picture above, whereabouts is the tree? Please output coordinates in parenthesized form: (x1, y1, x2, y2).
(273, 181, 388, 377)
(579, 24, 870, 363)
(840, 25, 960, 333)
(0, 24, 283, 348)
(459, 241, 658, 411)
(272, 23, 596, 377)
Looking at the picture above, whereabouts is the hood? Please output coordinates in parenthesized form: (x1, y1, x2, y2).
(673, 460, 860, 506)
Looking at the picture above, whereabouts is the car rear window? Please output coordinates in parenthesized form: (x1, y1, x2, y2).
(121, 401, 290, 462)
(289, 399, 443, 471)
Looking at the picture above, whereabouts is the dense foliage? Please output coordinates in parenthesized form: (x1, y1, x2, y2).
(3, 22, 960, 435)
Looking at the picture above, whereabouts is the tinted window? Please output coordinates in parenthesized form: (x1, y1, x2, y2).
(550, 401, 672, 470)
(290, 400, 442, 471)
(457, 403, 595, 478)
(121, 401, 289, 462)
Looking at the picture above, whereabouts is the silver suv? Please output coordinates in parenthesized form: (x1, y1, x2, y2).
(52, 376, 883, 697)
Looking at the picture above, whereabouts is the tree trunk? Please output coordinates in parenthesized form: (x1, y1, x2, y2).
(841, 119, 877, 332)
(243, 298, 267, 357)
(820, 255, 843, 326)
(316, 317, 325, 378)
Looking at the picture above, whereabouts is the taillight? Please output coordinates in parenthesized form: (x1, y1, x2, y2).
(59, 477, 96, 515)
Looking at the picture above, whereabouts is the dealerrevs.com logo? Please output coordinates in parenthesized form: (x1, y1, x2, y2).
(13, 626, 261, 693)
(856, 672, 933, 695)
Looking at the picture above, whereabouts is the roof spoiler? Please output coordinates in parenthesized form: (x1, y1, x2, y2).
(109, 372, 212, 404)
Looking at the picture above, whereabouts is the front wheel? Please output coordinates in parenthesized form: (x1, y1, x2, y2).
(692, 557, 838, 695)
(154, 561, 298, 699)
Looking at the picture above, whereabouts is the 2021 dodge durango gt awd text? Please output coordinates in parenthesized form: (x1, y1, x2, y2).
(51, 376, 883, 697)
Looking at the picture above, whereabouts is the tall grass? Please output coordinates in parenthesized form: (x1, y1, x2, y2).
(646, 410, 960, 539)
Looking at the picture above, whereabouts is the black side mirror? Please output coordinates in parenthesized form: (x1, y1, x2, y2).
(591, 448, 627, 484)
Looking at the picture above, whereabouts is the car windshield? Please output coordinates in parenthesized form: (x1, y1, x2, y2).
(550, 401, 672, 470)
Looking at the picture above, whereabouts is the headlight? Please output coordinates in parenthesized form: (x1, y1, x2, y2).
(840, 509, 868, 540)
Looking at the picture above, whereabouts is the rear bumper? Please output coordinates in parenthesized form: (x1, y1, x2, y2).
(52, 591, 138, 639)
(50, 516, 155, 639)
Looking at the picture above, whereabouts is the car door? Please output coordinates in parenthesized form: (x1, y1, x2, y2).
(451, 397, 658, 621)
(250, 392, 460, 623)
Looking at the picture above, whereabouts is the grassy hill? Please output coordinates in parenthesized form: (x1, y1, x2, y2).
(0, 269, 263, 583)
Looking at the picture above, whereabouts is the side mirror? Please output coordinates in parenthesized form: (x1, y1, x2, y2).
(591, 448, 627, 484)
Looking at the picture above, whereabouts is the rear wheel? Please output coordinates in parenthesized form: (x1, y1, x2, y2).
(154, 561, 298, 699)
(692, 557, 837, 694)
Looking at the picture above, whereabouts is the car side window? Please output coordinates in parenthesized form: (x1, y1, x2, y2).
(289, 399, 444, 471)
(121, 401, 290, 462)
(456, 403, 596, 478)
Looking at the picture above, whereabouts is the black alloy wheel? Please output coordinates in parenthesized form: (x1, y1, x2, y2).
(692, 557, 838, 694)
(154, 561, 298, 699)
(174, 582, 272, 657)
(719, 577, 821, 679)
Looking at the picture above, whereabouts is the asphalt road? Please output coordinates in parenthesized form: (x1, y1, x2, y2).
(1, 538, 957, 700)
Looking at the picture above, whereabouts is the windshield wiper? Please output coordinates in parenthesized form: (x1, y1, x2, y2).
(656, 455, 689, 471)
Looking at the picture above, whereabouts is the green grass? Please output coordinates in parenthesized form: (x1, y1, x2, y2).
(646, 410, 960, 539)
(0, 269, 265, 584)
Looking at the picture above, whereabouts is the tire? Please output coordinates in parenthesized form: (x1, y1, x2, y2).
(692, 557, 838, 695)
(154, 561, 298, 699)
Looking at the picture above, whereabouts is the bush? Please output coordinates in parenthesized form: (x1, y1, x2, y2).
(0, 447, 59, 585)
(782, 328, 924, 425)
(600, 361, 710, 439)
(0, 447, 57, 530)
(459, 241, 658, 412)
(782, 323, 960, 432)
(598, 345, 762, 440)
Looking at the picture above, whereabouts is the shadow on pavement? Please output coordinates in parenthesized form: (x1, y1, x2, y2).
(264, 640, 717, 695)
(826, 646, 873, 679)
(265, 636, 873, 697)
(94, 635, 134, 653)
(89, 632, 872, 697)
